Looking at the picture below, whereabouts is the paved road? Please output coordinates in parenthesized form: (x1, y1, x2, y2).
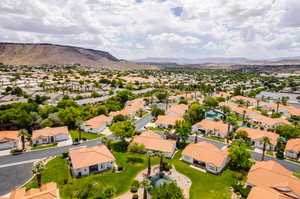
(0, 140, 100, 166)
(135, 113, 153, 130)
(0, 163, 33, 196)
(0, 112, 153, 196)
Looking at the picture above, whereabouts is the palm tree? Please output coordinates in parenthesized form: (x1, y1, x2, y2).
(140, 179, 152, 199)
(242, 110, 246, 123)
(256, 99, 260, 107)
(276, 101, 280, 113)
(32, 161, 44, 187)
(75, 120, 83, 141)
(19, 129, 28, 151)
(225, 116, 236, 143)
(194, 130, 200, 143)
(146, 151, 153, 177)
(158, 152, 166, 174)
(261, 136, 271, 161)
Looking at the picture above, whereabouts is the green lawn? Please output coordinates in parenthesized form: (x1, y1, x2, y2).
(31, 143, 58, 150)
(169, 151, 237, 199)
(294, 173, 300, 179)
(266, 151, 274, 156)
(26, 152, 159, 199)
(145, 126, 168, 132)
(69, 130, 104, 141)
(203, 135, 225, 143)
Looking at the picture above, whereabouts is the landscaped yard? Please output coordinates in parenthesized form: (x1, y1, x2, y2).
(145, 126, 168, 132)
(26, 152, 159, 199)
(69, 129, 104, 141)
(169, 151, 238, 199)
(31, 143, 58, 150)
(25, 149, 239, 199)
(203, 135, 225, 143)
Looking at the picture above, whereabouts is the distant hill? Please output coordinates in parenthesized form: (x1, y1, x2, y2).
(134, 57, 252, 64)
(0, 43, 156, 70)
(134, 56, 300, 64)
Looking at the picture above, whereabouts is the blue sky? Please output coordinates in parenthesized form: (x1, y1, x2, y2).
(0, 0, 299, 60)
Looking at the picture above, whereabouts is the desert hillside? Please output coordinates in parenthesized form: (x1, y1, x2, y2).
(0, 43, 156, 70)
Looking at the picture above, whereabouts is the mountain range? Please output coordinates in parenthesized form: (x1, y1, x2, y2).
(0, 43, 156, 70)
(134, 56, 300, 64)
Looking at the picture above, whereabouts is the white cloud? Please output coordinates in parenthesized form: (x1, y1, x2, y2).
(0, 0, 299, 59)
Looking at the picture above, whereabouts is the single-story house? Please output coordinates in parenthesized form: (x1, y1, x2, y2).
(32, 126, 70, 146)
(213, 92, 231, 99)
(0, 182, 60, 199)
(246, 160, 300, 199)
(131, 131, 176, 158)
(285, 138, 300, 160)
(69, 145, 115, 178)
(181, 141, 230, 174)
(0, 130, 20, 150)
(248, 114, 291, 129)
(219, 102, 258, 119)
(232, 95, 257, 106)
(166, 104, 188, 117)
(155, 115, 184, 129)
(287, 106, 300, 118)
(192, 119, 230, 138)
(236, 127, 279, 151)
(81, 115, 112, 134)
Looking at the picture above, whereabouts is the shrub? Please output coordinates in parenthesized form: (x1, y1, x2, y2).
(132, 194, 138, 199)
(232, 184, 251, 198)
(176, 140, 188, 149)
(126, 157, 144, 164)
(130, 180, 139, 193)
(128, 143, 145, 153)
(62, 152, 69, 159)
(117, 165, 123, 171)
(10, 149, 23, 155)
(111, 140, 128, 152)
(163, 162, 172, 171)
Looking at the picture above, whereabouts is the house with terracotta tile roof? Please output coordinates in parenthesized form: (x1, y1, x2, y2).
(285, 138, 300, 160)
(110, 98, 145, 119)
(154, 115, 184, 129)
(166, 104, 188, 117)
(232, 95, 257, 106)
(69, 145, 115, 177)
(81, 115, 112, 134)
(181, 141, 230, 174)
(0, 182, 60, 199)
(131, 131, 176, 158)
(287, 106, 300, 118)
(0, 130, 20, 150)
(237, 127, 279, 151)
(262, 103, 289, 113)
(219, 102, 258, 119)
(32, 126, 70, 146)
(246, 160, 300, 199)
(248, 113, 291, 129)
(192, 119, 230, 138)
(213, 92, 231, 99)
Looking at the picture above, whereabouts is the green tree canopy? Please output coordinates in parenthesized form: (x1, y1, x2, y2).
(229, 140, 253, 171)
(175, 120, 192, 141)
(185, 103, 205, 124)
(152, 182, 184, 199)
(275, 125, 300, 139)
(204, 97, 219, 108)
(151, 107, 165, 118)
(110, 120, 136, 139)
